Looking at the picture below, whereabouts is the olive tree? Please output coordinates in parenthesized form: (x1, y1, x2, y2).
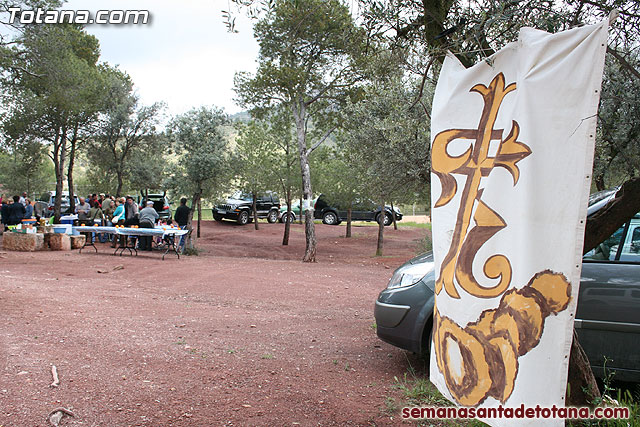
(234, 0, 366, 262)
(167, 107, 229, 249)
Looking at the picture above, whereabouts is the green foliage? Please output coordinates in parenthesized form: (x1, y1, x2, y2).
(167, 106, 229, 196)
(1, 23, 105, 219)
(594, 53, 640, 190)
(233, 120, 279, 195)
(311, 146, 359, 206)
(0, 140, 54, 196)
(83, 65, 165, 197)
(340, 77, 431, 204)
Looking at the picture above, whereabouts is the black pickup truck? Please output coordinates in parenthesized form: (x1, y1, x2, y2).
(212, 191, 281, 225)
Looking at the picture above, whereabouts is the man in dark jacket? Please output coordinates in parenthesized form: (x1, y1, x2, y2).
(174, 197, 190, 228)
(1, 200, 10, 231)
(7, 195, 26, 226)
(174, 197, 191, 251)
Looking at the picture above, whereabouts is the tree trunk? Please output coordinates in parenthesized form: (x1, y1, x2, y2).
(53, 128, 67, 224)
(299, 193, 303, 225)
(376, 201, 385, 256)
(185, 190, 201, 250)
(292, 100, 316, 262)
(566, 330, 601, 406)
(252, 191, 259, 230)
(67, 130, 78, 213)
(346, 204, 352, 238)
(115, 171, 124, 198)
(391, 202, 398, 230)
(282, 191, 292, 246)
(583, 176, 640, 254)
(197, 197, 201, 238)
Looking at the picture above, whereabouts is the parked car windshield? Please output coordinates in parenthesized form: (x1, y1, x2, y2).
(230, 191, 253, 201)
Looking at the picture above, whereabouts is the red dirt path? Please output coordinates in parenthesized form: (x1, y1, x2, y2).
(0, 221, 430, 426)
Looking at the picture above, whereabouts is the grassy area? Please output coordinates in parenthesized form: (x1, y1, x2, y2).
(173, 209, 433, 229)
(334, 220, 432, 229)
(172, 208, 213, 221)
(385, 359, 487, 426)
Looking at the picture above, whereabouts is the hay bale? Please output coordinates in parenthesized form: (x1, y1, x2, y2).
(70, 234, 86, 249)
(48, 233, 71, 251)
(2, 232, 44, 252)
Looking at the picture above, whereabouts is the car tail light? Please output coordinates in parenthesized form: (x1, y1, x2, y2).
(163, 205, 170, 210)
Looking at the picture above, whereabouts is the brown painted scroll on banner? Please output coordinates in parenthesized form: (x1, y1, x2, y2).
(431, 73, 571, 406)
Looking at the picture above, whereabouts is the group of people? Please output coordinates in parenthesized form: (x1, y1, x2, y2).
(1, 191, 192, 252)
(0, 192, 33, 231)
(76, 194, 191, 252)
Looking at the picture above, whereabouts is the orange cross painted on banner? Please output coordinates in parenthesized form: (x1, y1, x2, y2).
(432, 73, 532, 299)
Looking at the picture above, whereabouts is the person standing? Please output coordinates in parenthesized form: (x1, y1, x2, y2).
(7, 195, 26, 226)
(19, 192, 27, 206)
(101, 195, 114, 219)
(124, 196, 139, 226)
(88, 202, 104, 223)
(75, 197, 91, 220)
(1, 199, 9, 231)
(111, 198, 125, 224)
(174, 198, 190, 228)
(109, 198, 126, 248)
(24, 198, 34, 219)
(174, 197, 191, 251)
(138, 201, 159, 251)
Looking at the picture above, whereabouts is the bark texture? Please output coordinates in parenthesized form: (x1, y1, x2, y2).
(376, 201, 385, 256)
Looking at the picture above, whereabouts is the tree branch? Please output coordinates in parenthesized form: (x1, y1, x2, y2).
(583, 176, 640, 254)
(607, 47, 640, 80)
(306, 126, 336, 156)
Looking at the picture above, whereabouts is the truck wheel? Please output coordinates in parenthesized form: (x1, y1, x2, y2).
(213, 213, 223, 222)
(267, 210, 278, 223)
(237, 211, 249, 225)
(376, 212, 393, 226)
(322, 211, 338, 225)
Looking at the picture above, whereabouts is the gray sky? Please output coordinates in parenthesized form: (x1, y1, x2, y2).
(64, 0, 259, 116)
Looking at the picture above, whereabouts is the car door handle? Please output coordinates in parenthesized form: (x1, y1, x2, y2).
(575, 318, 640, 333)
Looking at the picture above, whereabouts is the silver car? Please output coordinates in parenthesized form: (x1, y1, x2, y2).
(375, 196, 640, 382)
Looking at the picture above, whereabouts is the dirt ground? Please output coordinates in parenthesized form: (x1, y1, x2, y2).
(0, 220, 431, 426)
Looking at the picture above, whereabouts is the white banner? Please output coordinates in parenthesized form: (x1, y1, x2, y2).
(429, 21, 609, 426)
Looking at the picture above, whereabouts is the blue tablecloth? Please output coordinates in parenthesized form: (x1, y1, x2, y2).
(73, 226, 188, 237)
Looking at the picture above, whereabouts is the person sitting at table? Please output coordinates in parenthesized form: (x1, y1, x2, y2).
(138, 200, 159, 251)
(75, 197, 91, 221)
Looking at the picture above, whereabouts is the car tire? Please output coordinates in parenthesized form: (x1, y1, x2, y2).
(422, 322, 433, 363)
(213, 213, 223, 222)
(237, 211, 249, 225)
(281, 212, 295, 223)
(376, 212, 393, 226)
(322, 211, 338, 225)
(267, 210, 278, 223)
